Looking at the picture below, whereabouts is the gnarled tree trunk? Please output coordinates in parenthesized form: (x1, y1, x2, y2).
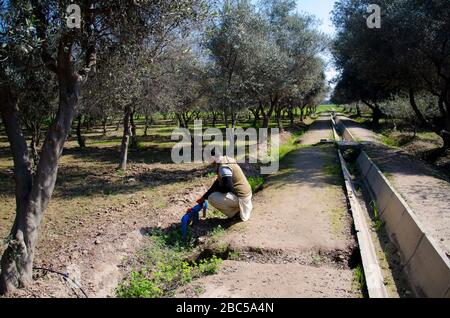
(0, 75, 80, 294)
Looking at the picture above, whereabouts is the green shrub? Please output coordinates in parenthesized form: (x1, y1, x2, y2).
(198, 255, 222, 275)
(247, 176, 264, 193)
(116, 228, 223, 298)
(116, 270, 162, 298)
(208, 225, 225, 238)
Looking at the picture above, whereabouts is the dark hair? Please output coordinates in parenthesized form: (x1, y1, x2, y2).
(210, 148, 222, 157)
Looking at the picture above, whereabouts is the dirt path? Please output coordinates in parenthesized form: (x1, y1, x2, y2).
(339, 116, 450, 259)
(177, 114, 360, 298)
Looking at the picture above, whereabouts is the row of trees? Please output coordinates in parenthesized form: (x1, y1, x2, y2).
(0, 0, 207, 294)
(0, 0, 327, 294)
(77, 0, 329, 164)
(331, 0, 450, 149)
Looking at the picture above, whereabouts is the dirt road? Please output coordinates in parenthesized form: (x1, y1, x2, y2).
(177, 114, 360, 298)
(339, 116, 450, 259)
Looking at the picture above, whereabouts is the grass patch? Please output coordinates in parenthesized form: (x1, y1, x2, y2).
(322, 160, 341, 179)
(381, 131, 416, 148)
(247, 176, 264, 193)
(369, 201, 384, 232)
(228, 251, 240, 260)
(416, 131, 441, 141)
(275, 130, 305, 161)
(116, 229, 223, 298)
(315, 104, 342, 114)
(352, 264, 367, 297)
(208, 225, 225, 239)
(329, 207, 345, 236)
(381, 134, 401, 148)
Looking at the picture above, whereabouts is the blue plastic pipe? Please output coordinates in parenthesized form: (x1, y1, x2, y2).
(181, 201, 208, 241)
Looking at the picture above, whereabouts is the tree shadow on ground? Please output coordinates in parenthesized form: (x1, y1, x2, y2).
(52, 165, 207, 199)
(62, 144, 174, 165)
(363, 143, 450, 182)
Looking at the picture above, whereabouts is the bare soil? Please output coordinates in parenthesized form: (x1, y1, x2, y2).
(0, 121, 295, 298)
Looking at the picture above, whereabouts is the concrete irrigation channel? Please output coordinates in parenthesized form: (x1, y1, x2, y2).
(332, 112, 450, 298)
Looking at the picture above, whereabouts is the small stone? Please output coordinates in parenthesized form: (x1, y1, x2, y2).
(94, 239, 101, 245)
(197, 237, 206, 244)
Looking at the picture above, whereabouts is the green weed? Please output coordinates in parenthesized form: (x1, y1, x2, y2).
(116, 229, 223, 298)
(208, 225, 225, 238)
(353, 264, 367, 295)
(247, 176, 264, 193)
(228, 251, 240, 260)
(369, 201, 384, 231)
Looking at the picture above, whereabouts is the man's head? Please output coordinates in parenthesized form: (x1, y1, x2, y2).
(208, 149, 236, 167)
(208, 149, 221, 166)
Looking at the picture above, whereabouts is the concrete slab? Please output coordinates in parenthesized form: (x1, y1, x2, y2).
(376, 184, 395, 215)
(357, 152, 372, 178)
(406, 235, 450, 298)
(366, 167, 385, 199)
(391, 209, 425, 263)
(445, 286, 450, 298)
(336, 141, 361, 150)
(381, 198, 406, 241)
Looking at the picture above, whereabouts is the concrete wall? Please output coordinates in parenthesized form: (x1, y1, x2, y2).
(356, 151, 450, 298)
(333, 114, 450, 297)
(334, 116, 356, 141)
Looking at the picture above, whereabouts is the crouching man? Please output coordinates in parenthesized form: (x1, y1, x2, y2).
(196, 154, 253, 221)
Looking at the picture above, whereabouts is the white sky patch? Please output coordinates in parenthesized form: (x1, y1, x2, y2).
(296, 0, 339, 97)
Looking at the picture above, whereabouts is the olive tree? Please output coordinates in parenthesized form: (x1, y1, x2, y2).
(0, 0, 206, 294)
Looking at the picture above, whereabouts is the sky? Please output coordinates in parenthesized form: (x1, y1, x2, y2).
(295, 0, 338, 94)
(296, 0, 336, 36)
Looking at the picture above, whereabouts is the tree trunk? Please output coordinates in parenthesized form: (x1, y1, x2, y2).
(442, 131, 450, 149)
(275, 108, 284, 132)
(119, 104, 132, 170)
(224, 110, 229, 128)
(176, 113, 184, 128)
(231, 110, 237, 128)
(356, 102, 362, 117)
(182, 112, 190, 130)
(30, 136, 39, 167)
(84, 116, 91, 131)
(130, 107, 138, 149)
(144, 115, 150, 137)
(102, 116, 108, 135)
(0, 77, 79, 294)
(211, 112, 217, 127)
(76, 115, 86, 149)
(250, 106, 261, 128)
(371, 106, 383, 127)
(289, 107, 294, 127)
(362, 100, 383, 128)
(29, 128, 40, 167)
(299, 106, 305, 122)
